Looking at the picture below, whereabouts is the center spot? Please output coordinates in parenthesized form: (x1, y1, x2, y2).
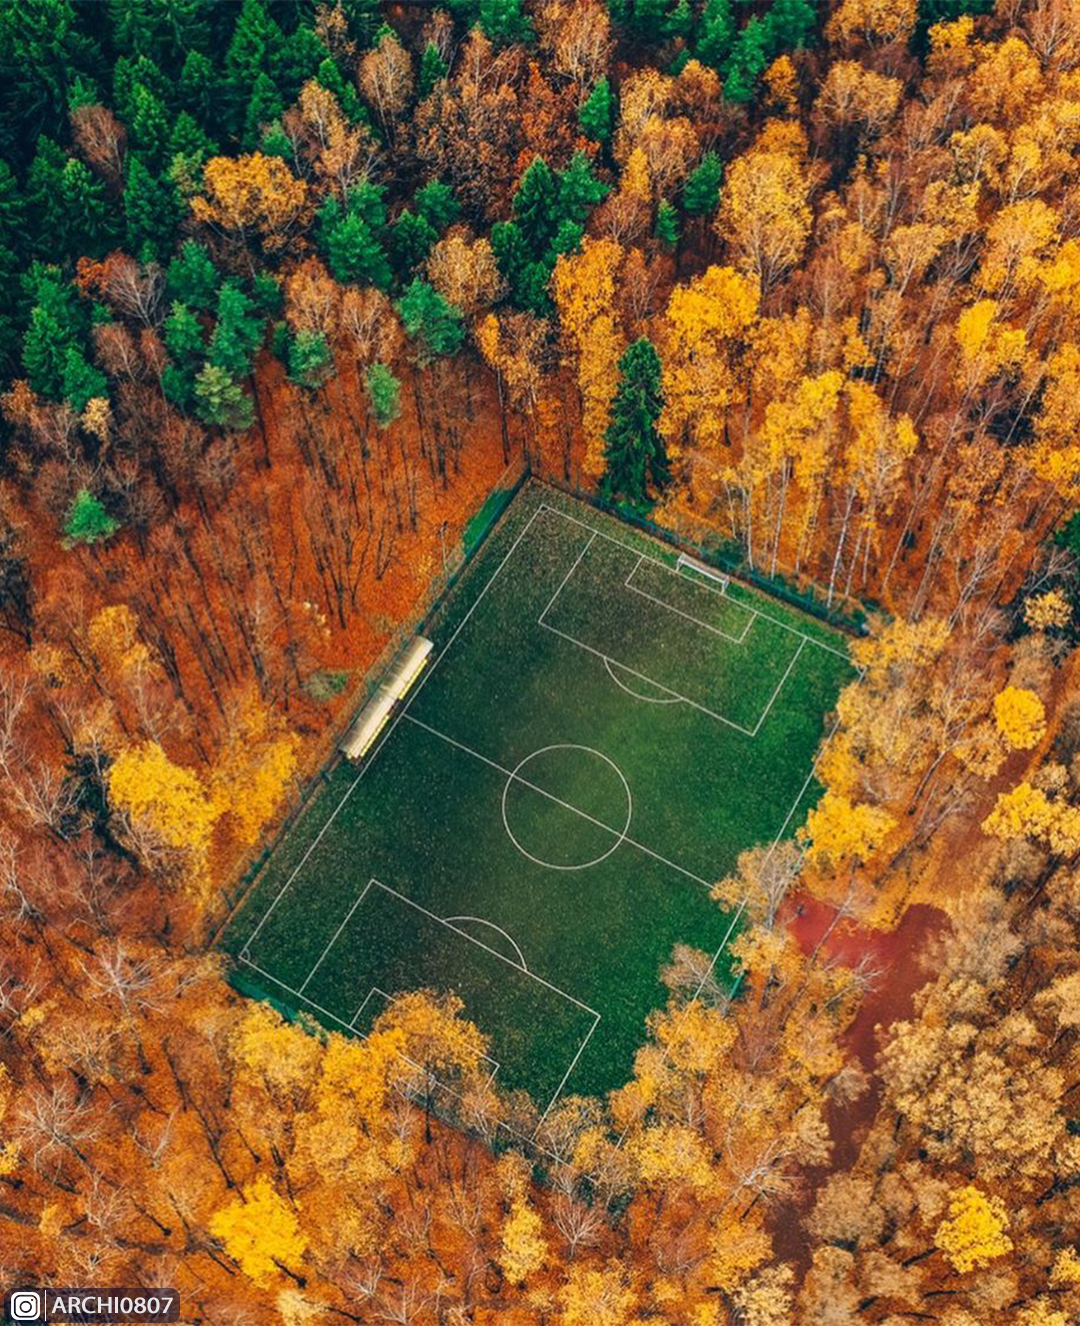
(501, 744, 632, 870)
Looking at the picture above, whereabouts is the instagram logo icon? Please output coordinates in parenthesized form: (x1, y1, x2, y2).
(9, 1291, 43, 1321)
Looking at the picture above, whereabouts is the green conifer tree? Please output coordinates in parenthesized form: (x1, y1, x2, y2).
(396, 279, 465, 363)
(224, 0, 284, 134)
(128, 83, 171, 166)
(766, 0, 817, 50)
(60, 158, 114, 257)
(25, 137, 69, 258)
(21, 269, 83, 400)
(243, 70, 285, 150)
(513, 157, 559, 254)
(124, 157, 182, 260)
(208, 282, 264, 379)
(418, 43, 448, 96)
(339, 0, 383, 48)
(193, 363, 254, 430)
(287, 330, 335, 389)
(326, 212, 393, 288)
(601, 337, 670, 504)
(168, 110, 216, 166)
(61, 347, 108, 413)
(695, 0, 736, 70)
(179, 49, 219, 124)
(654, 200, 679, 246)
(366, 361, 401, 426)
(479, 0, 534, 46)
(391, 209, 439, 275)
(64, 489, 119, 545)
(682, 152, 723, 215)
(557, 152, 610, 227)
(415, 179, 459, 232)
(722, 16, 772, 102)
(578, 78, 614, 142)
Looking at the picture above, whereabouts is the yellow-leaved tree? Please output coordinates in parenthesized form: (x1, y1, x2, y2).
(551, 237, 625, 475)
(983, 781, 1080, 856)
(209, 1174, 308, 1287)
(658, 264, 759, 458)
(192, 153, 309, 251)
(211, 692, 300, 846)
(500, 1195, 548, 1284)
(800, 789, 895, 872)
(993, 685, 1046, 750)
(933, 1185, 1012, 1273)
(107, 742, 222, 892)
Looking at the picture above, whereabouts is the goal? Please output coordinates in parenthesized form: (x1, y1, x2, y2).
(676, 552, 730, 591)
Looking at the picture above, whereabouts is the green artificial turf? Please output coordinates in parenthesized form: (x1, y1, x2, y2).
(223, 483, 855, 1114)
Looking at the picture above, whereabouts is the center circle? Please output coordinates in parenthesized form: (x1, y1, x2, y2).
(501, 744, 633, 870)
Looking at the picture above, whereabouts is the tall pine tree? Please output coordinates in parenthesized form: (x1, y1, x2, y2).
(601, 337, 670, 505)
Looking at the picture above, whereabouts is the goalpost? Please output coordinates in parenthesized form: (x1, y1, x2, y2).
(676, 552, 730, 591)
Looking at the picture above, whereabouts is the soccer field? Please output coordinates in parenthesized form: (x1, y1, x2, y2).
(224, 483, 855, 1125)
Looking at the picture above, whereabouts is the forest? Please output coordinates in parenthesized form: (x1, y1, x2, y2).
(2, 0, 1080, 1321)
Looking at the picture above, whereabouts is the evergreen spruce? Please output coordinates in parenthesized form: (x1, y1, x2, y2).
(418, 43, 448, 96)
(722, 16, 773, 102)
(557, 152, 610, 227)
(479, 0, 534, 47)
(64, 489, 119, 545)
(193, 363, 254, 430)
(579, 78, 614, 142)
(513, 157, 559, 254)
(366, 361, 402, 426)
(391, 209, 439, 275)
(61, 347, 107, 413)
(396, 279, 465, 363)
(696, 0, 736, 71)
(124, 156, 182, 260)
(287, 330, 335, 389)
(654, 200, 679, 247)
(682, 152, 723, 215)
(601, 337, 670, 504)
(60, 158, 114, 257)
(415, 179, 459, 232)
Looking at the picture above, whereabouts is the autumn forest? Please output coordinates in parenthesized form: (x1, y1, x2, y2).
(1, 0, 1080, 1321)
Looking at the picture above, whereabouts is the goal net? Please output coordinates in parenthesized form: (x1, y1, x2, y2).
(676, 552, 730, 590)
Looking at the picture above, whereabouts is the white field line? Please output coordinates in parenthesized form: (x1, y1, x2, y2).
(537, 530, 597, 628)
(624, 556, 755, 645)
(750, 638, 805, 737)
(534, 1012, 602, 1133)
(350, 983, 393, 1028)
(443, 916, 529, 970)
(241, 503, 549, 959)
(363, 877, 598, 1016)
(350, 984, 504, 1089)
(247, 874, 593, 1128)
(540, 617, 759, 736)
(298, 879, 374, 994)
(539, 502, 852, 663)
(246, 950, 583, 1168)
(611, 702, 852, 1151)
(541, 517, 811, 736)
(603, 657, 682, 704)
(403, 712, 713, 890)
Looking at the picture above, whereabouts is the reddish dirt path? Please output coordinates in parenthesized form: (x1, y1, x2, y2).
(769, 893, 949, 1268)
